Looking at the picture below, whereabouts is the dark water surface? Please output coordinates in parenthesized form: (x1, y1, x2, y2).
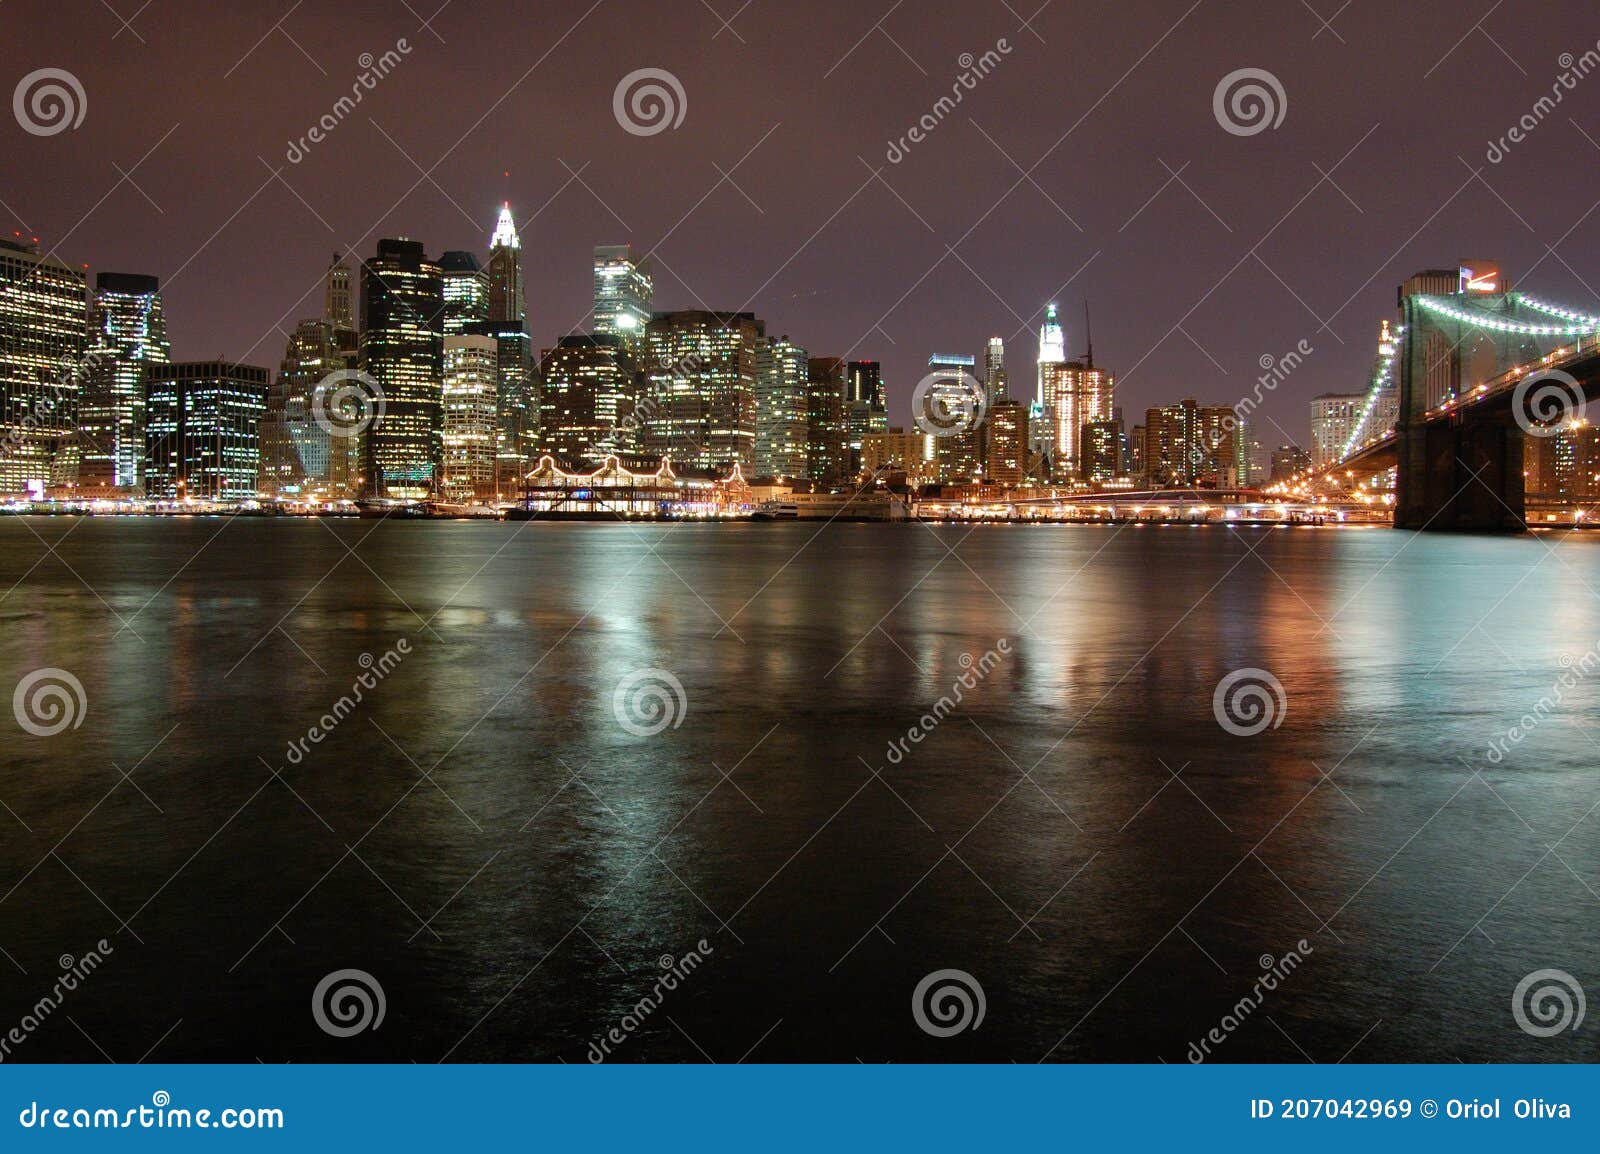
(1, 517, 1598, 1063)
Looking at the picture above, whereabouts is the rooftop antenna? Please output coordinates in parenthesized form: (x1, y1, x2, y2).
(1083, 301, 1094, 370)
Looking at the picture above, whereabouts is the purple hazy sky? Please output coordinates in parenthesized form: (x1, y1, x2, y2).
(6, 0, 1600, 448)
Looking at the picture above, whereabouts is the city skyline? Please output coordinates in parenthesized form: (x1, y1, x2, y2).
(9, 1, 1600, 447)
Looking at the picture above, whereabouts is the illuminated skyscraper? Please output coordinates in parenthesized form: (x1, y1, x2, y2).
(145, 361, 269, 500)
(844, 360, 887, 476)
(486, 205, 534, 474)
(324, 252, 355, 332)
(643, 310, 763, 471)
(259, 318, 359, 497)
(539, 334, 639, 463)
(925, 353, 982, 480)
(806, 356, 849, 483)
(0, 236, 86, 493)
(984, 337, 1008, 403)
(440, 250, 489, 335)
(1046, 361, 1114, 481)
(985, 398, 1029, 487)
(756, 336, 808, 479)
(1033, 304, 1066, 462)
(1310, 393, 1364, 468)
(81, 272, 168, 491)
(360, 238, 444, 498)
(1142, 399, 1237, 487)
(593, 245, 653, 352)
(442, 334, 499, 499)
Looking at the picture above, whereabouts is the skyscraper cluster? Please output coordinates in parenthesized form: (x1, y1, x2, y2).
(0, 209, 1287, 505)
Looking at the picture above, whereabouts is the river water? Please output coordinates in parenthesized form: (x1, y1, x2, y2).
(0, 518, 1597, 1063)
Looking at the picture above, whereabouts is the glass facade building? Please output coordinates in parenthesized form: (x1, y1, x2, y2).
(593, 244, 653, 352)
(360, 238, 444, 498)
(81, 272, 169, 491)
(145, 361, 269, 500)
(755, 336, 808, 479)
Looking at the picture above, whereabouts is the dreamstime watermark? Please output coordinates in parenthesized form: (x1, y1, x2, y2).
(1487, 46, 1600, 163)
(1212, 667, 1286, 736)
(1186, 941, 1313, 1062)
(1, 346, 113, 464)
(285, 40, 413, 164)
(12, 668, 86, 737)
(586, 941, 715, 1061)
(312, 968, 386, 1038)
(1512, 968, 1585, 1037)
(12, 68, 86, 136)
(1236, 339, 1314, 425)
(1511, 369, 1585, 438)
(0, 941, 114, 1062)
(613, 68, 686, 136)
(1213, 68, 1286, 137)
(603, 351, 706, 455)
(912, 969, 986, 1037)
(311, 368, 386, 439)
(283, 640, 410, 765)
(885, 39, 1013, 164)
(1485, 641, 1600, 764)
(912, 369, 988, 437)
(612, 668, 688, 737)
(885, 640, 1011, 764)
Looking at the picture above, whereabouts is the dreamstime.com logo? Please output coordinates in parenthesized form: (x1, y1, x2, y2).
(1213, 67, 1286, 137)
(1212, 667, 1286, 736)
(13, 68, 86, 136)
(912, 370, 988, 437)
(913, 969, 986, 1038)
(312, 968, 386, 1038)
(612, 668, 688, 737)
(312, 369, 386, 439)
(1512, 968, 1585, 1038)
(1511, 369, 1585, 437)
(12, 668, 86, 737)
(613, 68, 686, 136)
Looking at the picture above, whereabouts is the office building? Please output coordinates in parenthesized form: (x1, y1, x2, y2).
(806, 356, 849, 483)
(1143, 399, 1238, 487)
(755, 336, 808, 479)
(1310, 393, 1364, 469)
(986, 399, 1030, 487)
(440, 250, 489, 335)
(486, 205, 534, 472)
(862, 427, 934, 483)
(643, 310, 763, 471)
(259, 318, 360, 497)
(360, 238, 444, 498)
(442, 334, 498, 499)
(0, 236, 87, 493)
(593, 245, 653, 352)
(145, 361, 269, 500)
(539, 334, 638, 464)
(80, 272, 168, 491)
(923, 353, 983, 480)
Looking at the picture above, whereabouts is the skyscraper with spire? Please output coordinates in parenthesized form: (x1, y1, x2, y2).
(481, 203, 533, 481)
(1033, 303, 1066, 465)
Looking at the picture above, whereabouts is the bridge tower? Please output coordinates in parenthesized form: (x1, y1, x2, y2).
(1395, 279, 1529, 532)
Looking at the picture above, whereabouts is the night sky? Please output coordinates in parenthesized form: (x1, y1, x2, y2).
(6, 0, 1600, 448)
